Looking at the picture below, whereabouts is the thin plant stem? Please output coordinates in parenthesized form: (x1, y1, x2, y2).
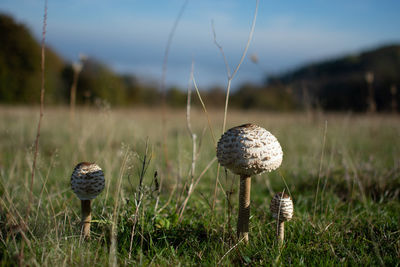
(69, 68, 78, 122)
(278, 171, 292, 199)
(69, 58, 85, 123)
(20, 1, 47, 265)
(160, 0, 189, 95)
(153, 171, 162, 211)
(160, 0, 189, 173)
(28, 0, 47, 217)
(178, 157, 217, 220)
(128, 142, 152, 259)
(176, 65, 198, 220)
(187, 63, 197, 180)
(217, 236, 246, 265)
(192, 75, 216, 144)
(211, 0, 259, 210)
(212, 0, 259, 133)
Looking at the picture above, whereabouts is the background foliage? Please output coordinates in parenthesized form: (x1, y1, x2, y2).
(1, 13, 399, 111)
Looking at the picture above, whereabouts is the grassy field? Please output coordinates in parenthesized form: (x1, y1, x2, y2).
(0, 106, 399, 266)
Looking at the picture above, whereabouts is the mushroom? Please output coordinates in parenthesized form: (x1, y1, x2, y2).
(217, 123, 283, 243)
(71, 162, 105, 238)
(270, 192, 293, 246)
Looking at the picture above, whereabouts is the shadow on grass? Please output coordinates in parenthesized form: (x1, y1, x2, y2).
(89, 207, 232, 263)
(118, 221, 227, 263)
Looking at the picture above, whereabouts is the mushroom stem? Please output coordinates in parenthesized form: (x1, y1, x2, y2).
(277, 220, 284, 246)
(81, 200, 91, 239)
(237, 175, 251, 243)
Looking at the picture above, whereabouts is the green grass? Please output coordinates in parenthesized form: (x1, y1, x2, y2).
(0, 106, 399, 266)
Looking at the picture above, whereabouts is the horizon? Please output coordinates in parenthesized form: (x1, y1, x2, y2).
(1, 0, 400, 89)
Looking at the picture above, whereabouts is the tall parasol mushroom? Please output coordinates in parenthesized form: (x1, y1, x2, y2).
(71, 162, 105, 239)
(217, 123, 283, 243)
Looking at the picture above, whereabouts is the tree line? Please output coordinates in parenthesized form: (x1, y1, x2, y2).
(1, 13, 399, 112)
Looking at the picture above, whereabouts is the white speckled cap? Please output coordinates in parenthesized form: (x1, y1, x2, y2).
(71, 162, 105, 200)
(270, 192, 293, 222)
(216, 124, 283, 176)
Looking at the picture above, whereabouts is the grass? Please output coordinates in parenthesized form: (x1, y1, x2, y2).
(0, 106, 399, 266)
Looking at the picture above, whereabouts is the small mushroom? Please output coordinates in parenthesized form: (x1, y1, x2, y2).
(71, 162, 105, 238)
(270, 192, 293, 246)
(217, 123, 283, 243)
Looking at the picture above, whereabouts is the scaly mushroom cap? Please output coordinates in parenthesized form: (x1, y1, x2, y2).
(270, 192, 293, 222)
(71, 162, 105, 200)
(216, 124, 283, 176)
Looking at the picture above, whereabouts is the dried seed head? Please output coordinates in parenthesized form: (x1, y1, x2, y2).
(71, 162, 105, 200)
(216, 124, 283, 176)
(270, 192, 293, 222)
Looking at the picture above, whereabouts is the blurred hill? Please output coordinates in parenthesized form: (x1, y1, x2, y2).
(0, 13, 65, 103)
(0, 13, 160, 107)
(267, 45, 400, 112)
(0, 13, 399, 112)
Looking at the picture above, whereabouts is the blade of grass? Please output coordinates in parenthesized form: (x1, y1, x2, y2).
(313, 120, 328, 220)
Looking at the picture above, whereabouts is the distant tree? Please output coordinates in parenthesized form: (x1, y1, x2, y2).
(231, 83, 296, 111)
(121, 74, 141, 104)
(3, 12, 399, 112)
(0, 13, 65, 104)
(166, 87, 186, 108)
(0, 13, 41, 103)
(202, 86, 225, 107)
(62, 59, 128, 106)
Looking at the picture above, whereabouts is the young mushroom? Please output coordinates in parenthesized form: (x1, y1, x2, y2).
(217, 123, 283, 243)
(270, 192, 293, 246)
(71, 162, 105, 239)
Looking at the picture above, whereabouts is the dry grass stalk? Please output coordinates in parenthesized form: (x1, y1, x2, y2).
(28, 0, 47, 216)
(212, 0, 259, 133)
(177, 70, 198, 220)
(128, 141, 152, 260)
(192, 76, 216, 143)
(186, 63, 197, 182)
(211, 0, 259, 210)
(20, 1, 47, 265)
(69, 58, 84, 122)
(217, 236, 247, 265)
(178, 64, 219, 220)
(178, 157, 217, 221)
(160, 0, 189, 175)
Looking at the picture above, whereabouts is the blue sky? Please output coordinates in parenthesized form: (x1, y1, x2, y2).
(1, 0, 400, 89)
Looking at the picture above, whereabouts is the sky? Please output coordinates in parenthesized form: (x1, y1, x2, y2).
(1, 0, 400, 89)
